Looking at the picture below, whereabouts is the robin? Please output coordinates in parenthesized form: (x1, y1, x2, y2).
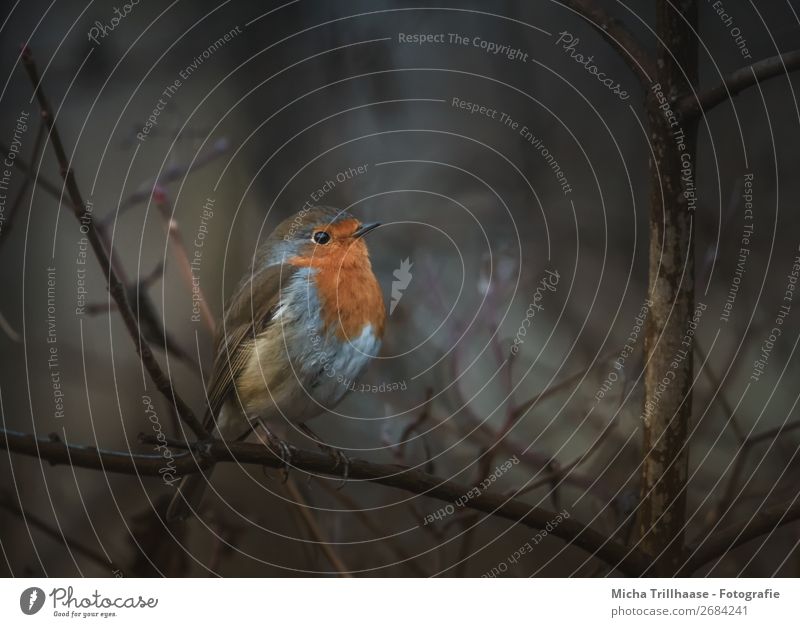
(167, 206, 385, 521)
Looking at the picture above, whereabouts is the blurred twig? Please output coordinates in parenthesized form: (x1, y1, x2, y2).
(509, 350, 616, 421)
(0, 491, 110, 570)
(695, 343, 746, 442)
(393, 388, 433, 463)
(514, 414, 618, 498)
(100, 137, 228, 228)
(682, 498, 800, 575)
(317, 480, 429, 576)
(705, 421, 800, 529)
(0, 140, 63, 201)
(283, 478, 350, 577)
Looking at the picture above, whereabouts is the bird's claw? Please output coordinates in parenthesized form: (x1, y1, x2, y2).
(298, 423, 350, 488)
(277, 440, 296, 483)
(255, 420, 295, 482)
(331, 448, 350, 489)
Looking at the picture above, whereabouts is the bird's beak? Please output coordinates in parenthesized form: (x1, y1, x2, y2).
(352, 222, 381, 238)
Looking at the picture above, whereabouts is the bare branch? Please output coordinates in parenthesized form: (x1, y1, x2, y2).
(318, 481, 430, 577)
(283, 479, 351, 577)
(102, 138, 228, 228)
(20, 48, 208, 440)
(558, 0, 655, 86)
(705, 420, 800, 530)
(0, 491, 110, 569)
(0, 427, 649, 576)
(0, 140, 64, 202)
(682, 499, 800, 575)
(0, 116, 46, 245)
(636, 0, 698, 575)
(695, 343, 746, 442)
(677, 50, 800, 119)
(510, 349, 616, 421)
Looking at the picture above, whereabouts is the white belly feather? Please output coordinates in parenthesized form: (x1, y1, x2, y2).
(233, 267, 381, 426)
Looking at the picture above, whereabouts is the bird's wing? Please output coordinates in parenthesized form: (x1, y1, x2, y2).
(205, 263, 298, 425)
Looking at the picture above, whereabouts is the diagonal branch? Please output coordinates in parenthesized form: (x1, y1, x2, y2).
(682, 499, 800, 575)
(0, 427, 650, 577)
(0, 141, 64, 201)
(20, 48, 208, 440)
(558, 0, 655, 86)
(102, 138, 229, 228)
(677, 50, 800, 119)
(0, 492, 111, 569)
(283, 478, 351, 577)
(0, 116, 46, 245)
(317, 480, 430, 577)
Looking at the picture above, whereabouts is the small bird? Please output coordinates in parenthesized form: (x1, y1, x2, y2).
(167, 206, 385, 521)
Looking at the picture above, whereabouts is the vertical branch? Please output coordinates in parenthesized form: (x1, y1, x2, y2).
(283, 479, 351, 577)
(638, 0, 698, 575)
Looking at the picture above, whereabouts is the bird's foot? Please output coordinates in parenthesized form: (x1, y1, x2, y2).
(298, 423, 351, 488)
(254, 420, 295, 483)
(331, 449, 350, 489)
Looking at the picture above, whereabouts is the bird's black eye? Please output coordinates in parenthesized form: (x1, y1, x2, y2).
(312, 231, 331, 245)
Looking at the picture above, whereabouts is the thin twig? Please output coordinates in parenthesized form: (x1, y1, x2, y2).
(0, 492, 110, 569)
(0, 131, 193, 366)
(317, 480, 429, 576)
(515, 415, 618, 498)
(682, 499, 800, 575)
(695, 343, 745, 442)
(283, 478, 351, 577)
(509, 350, 616, 421)
(394, 388, 433, 462)
(705, 420, 800, 529)
(100, 138, 228, 228)
(677, 50, 800, 118)
(0, 141, 64, 201)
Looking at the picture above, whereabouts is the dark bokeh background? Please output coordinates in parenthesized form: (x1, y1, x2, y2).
(0, 0, 799, 576)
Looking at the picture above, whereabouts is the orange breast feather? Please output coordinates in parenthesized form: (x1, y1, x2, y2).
(289, 236, 385, 340)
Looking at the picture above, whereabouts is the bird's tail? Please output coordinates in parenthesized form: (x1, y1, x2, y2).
(166, 469, 214, 522)
(166, 406, 237, 523)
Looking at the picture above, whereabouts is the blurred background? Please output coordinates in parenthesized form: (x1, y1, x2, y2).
(0, 0, 799, 576)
